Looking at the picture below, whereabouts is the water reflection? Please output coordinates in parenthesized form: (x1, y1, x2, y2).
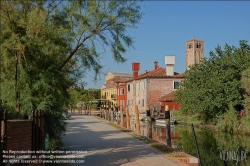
(124, 116, 250, 166)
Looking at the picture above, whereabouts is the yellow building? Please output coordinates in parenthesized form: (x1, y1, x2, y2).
(101, 72, 132, 109)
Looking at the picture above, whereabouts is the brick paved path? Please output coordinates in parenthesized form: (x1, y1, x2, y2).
(62, 114, 188, 166)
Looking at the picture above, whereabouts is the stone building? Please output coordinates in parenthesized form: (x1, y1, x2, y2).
(186, 39, 204, 70)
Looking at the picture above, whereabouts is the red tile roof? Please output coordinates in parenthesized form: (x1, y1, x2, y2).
(102, 76, 129, 89)
(159, 91, 175, 101)
(108, 76, 128, 83)
(126, 67, 184, 82)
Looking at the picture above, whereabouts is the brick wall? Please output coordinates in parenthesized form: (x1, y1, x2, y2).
(127, 77, 183, 115)
(2, 120, 44, 166)
(147, 78, 183, 105)
(7, 120, 32, 151)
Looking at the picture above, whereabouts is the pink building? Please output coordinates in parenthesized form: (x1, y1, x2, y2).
(126, 56, 184, 115)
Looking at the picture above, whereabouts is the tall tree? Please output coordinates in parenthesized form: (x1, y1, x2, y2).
(242, 68, 250, 113)
(0, 0, 142, 113)
(0, 0, 143, 149)
(175, 40, 250, 123)
(56, 0, 143, 76)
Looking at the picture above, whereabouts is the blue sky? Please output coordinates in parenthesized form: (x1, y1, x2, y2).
(84, 1, 250, 89)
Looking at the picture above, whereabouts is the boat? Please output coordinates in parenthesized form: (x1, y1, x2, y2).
(155, 117, 176, 126)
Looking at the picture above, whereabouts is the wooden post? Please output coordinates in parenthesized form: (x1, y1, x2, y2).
(3, 110, 7, 152)
(104, 108, 107, 120)
(165, 105, 172, 147)
(111, 106, 114, 123)
(89, 105, 91, 115)
(108, 108, 111, 121)
(146, 105, 152, 138)
(125, 106, 131, 130)
(120, 106, 124, 127)
(135, 105, 141, 134)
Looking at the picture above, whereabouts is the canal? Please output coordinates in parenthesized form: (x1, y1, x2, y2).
(127, 119, 250, 166)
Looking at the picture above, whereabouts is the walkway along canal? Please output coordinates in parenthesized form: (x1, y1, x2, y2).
(62, 114, 189, 166)
(99, 106, 250, 166)
(69, 108, 250, 166)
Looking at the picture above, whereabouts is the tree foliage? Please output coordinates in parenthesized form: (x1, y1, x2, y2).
(242, 68, 250, 112)
(175, 40, 250, 123)
(0, 0, 142, 113)
(0, 0, 142, 149)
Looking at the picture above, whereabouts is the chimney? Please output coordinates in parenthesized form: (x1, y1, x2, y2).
(165, 55, 175, 76)
(132, 62, 140, 79)
(154, 60, 158, 70)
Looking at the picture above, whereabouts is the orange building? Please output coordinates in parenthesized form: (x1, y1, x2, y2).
(117, 83, 126, 109)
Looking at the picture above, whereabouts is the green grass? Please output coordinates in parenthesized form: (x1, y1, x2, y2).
(171, 111, 202, 126)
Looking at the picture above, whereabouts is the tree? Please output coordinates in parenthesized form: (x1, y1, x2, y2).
(240, 68, 250, 131)
(175, 40, 250, 123)
(242, 68, 250, 112)
(0, 0, 142, 149)
(55, 0, 143, 77)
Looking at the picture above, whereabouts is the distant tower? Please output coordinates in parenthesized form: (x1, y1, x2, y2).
(186, 39, 204, 70)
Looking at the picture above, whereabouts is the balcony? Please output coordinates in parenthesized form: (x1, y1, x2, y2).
(111, 94, 117, 99)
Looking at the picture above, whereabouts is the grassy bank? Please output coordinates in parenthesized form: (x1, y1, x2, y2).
(106, 122, 186, 158)
(171, 110, 250, 136)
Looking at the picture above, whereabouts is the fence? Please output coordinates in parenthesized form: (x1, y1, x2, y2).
(0, 110, 7, 165)
(32, 110, 45, 153)
(0, 109, 45, 166)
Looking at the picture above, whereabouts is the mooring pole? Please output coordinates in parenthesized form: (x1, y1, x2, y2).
(191, 123, 202, 166)
(165, 105, 171, 147)
(126, 106, 131, 130)
(120, 105, 124, 127)
(146, 105, 152, 138)
(135, 105, 141, 134)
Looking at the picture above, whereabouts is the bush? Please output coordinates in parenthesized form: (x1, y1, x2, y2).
(216, 104, 239, 133)
(91, 104, 98, 109)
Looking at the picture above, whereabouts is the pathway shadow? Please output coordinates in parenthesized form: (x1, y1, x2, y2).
(62, 115, 165, 166)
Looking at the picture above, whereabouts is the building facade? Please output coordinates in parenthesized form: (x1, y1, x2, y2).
(101, 75, 129, 109)
(126, 56, 184, 115)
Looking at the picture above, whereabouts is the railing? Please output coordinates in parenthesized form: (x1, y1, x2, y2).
(101, 95, 106, 99)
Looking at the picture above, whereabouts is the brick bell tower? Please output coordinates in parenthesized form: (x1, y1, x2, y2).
(186, 39, 204, 70)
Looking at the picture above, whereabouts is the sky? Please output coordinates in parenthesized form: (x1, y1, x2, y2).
(83, 1, 250, 89)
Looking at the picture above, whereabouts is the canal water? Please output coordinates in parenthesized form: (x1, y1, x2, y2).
(124, 118, 250, 166)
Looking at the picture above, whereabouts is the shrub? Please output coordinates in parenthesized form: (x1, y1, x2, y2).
(216, 103, 239, 133)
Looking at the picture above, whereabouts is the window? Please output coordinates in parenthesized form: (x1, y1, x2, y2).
(174, 81, 180, 90)
(140, 81, 144, 90)
(120, 100, 124, 106)
(188, 44, 193, 49)
(128, 84, 130, 92)
(120, 88, 124, 95)
(196, 43, 201, 49)
(127, 100, 130, 106)
(142, 99, 144, 107)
